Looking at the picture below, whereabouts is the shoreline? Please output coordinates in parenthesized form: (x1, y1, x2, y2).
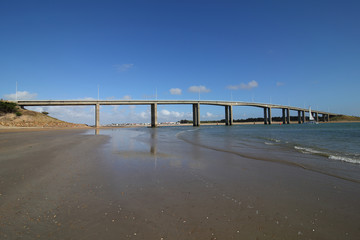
(1, 120, 359, 133)
(0, 126, 91, 133)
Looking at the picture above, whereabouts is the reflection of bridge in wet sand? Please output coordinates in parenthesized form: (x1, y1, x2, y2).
(17, 100, 339, 127)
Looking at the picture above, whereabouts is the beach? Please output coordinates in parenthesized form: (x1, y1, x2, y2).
(1, 126, 359, 239)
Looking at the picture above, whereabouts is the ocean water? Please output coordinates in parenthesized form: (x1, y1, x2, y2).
(95, 122, 360, 183)
(175, 123, 360, 182)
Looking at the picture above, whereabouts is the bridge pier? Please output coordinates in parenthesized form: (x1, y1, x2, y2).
(286, 108, 290, 124)
(315, 112, 319, 122)
(323, 114, 329, 122)
(263, 107, 272, 125)
(298, 111, 301, 124)
(282, 109, 286, 124)
(192, 103, 200, 126)
(225, 105, 233, 126)
(95, 103, 100, 127)
(267, 107, 272, 124)
(151, 103, 157, 128)
(225, 106, 229, 125)
(282, 108, 291, 124)
(263, 108, 268, 124)
(302, 111, 305, 123)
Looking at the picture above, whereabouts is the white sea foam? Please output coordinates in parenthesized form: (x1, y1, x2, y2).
(294, 146, 327, 155)
(329, 155, 360, 164)
(295, 146, 360, 164)
(268, 138, 281, 143)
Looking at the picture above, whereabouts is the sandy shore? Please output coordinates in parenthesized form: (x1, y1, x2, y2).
(1, 128, 359, 239)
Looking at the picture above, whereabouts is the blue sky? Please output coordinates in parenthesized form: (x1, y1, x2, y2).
(1, 0, 360, 125)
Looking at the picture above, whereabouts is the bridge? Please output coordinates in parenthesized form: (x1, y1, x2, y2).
(16, 100, 338, 127)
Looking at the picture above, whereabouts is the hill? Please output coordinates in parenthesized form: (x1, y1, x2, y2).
(0, 101, 89, 128)
(330, 115, 360, 122)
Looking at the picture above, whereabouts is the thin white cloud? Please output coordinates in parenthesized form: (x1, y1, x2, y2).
(160, 109, 171, 116)
(139, 111, 149, 119)
(115, 63, 134, 72)
(159, 109, 184, 118)
(169, 88, 182, 95)
(227, 80, 258, 90)
(202, 112, 222, 119)
(276, 81, 284, 86)
(226, 85, 240, 90)
(241, 80, 258, 89)
(3, 91, 37, 100)
(77, 97, 97, 100)
(188, 85, 211, 93)
(122, 95, 132, 100)
(156, 108, 193, 122)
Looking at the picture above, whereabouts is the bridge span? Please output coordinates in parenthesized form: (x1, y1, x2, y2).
(17, 100, 338, 127)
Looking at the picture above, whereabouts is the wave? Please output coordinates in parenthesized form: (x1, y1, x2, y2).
(294, 146, 329, 157)
(329, 155, 360, 164)
(294, 146, 360, 164)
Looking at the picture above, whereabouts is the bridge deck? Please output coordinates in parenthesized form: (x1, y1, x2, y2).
(16, 100, 337, 116)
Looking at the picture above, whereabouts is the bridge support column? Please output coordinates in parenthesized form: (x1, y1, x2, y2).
(267, 107, 272, 125)
(286, 108, 290, 124)
(95, 103, 100, 127)
(151, 103, 157, 128)
(298, 111, 301, 124)
(282, 109, 286, 124)
(263, 108, 268, 124)
(315, 112, 319, 122)
(225, 106, 229, 125)
(193, 103, 200, 126)
(302, 111, 305, 123)
(224, 105, 233, 126)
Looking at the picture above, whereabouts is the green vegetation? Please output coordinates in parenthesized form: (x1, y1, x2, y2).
(0, 100, 22, 117)
(0, 100, 18, 113)
(179, 119, 193, 124)
(330, 115, 360, 121)
(42, 111, 49, 115)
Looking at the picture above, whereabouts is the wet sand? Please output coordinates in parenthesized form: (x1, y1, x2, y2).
(1, 128, 359, 239)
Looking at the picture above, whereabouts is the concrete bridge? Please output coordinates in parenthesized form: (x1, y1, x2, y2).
(17, 100, 338, 127)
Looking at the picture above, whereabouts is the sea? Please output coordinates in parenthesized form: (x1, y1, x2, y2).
(93, 122, 360, 183)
